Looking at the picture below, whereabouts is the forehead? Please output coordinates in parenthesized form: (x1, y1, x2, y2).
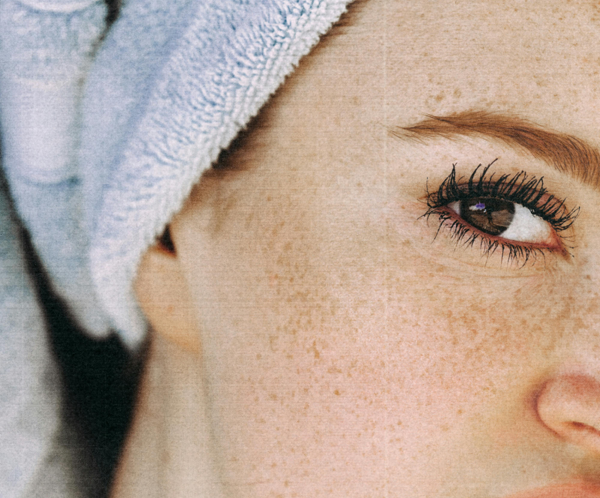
(187, 0, 600, 209)
(257, 0, 600, 148)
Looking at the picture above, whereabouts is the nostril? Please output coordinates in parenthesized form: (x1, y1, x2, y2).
(536, 374, 600, 454)
(567, 421, 600, 436)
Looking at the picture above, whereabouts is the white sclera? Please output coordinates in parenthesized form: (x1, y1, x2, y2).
(449, 201, 552, 244)
(500, 203, 552, 243)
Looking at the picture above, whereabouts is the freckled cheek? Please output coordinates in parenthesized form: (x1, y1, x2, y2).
(385, 205, 562, 371)
(383, 274, 557, 403)
(201, 318, 399, 489)
(191, 190, 566, 488)
(195, 254, 408, 484)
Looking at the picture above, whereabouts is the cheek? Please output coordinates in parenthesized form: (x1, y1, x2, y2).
(385, 270, 552, 399)
(176, 175, 576, 495)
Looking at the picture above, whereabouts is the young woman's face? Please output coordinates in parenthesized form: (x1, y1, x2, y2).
(170, 0, 600, 496)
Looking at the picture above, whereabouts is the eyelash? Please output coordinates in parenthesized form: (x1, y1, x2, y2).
(423, 159, 580, 267)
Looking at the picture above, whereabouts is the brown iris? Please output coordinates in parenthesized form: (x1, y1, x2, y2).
(460, 197, 515, 236)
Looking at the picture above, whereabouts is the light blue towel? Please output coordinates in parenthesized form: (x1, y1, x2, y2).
(0, 0, 111, 337)
(1, 0, 353, 347)
(82, 0, 353, 345)
(0, 1, 106, 496)
(0, 179, 62, 497)
(0, 0, 353, 494)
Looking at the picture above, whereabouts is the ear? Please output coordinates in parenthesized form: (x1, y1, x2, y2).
(134, 229, 201, 354)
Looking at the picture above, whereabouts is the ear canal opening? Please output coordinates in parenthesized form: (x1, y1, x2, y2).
(158, 225, 176, 254)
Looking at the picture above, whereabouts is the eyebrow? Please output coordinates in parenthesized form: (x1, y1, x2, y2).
(390, 111, 600, 188)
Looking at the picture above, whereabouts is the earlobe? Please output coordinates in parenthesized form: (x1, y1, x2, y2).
(134, 232, 201, 355)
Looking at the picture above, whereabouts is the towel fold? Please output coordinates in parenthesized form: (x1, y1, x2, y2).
(0, 178, 62, 498)
(0, 0, 111, 337)
(0, 0, 353, 494)
(81, 0, 353, 345)
(0, 1, 109, 496)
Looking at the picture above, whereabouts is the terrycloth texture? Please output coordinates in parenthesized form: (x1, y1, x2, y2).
(1, 0, 354, 346)
(0, 0, 355, 494)
(0, 0, 111, 336)
(0, 1, 354, 492)
(81, 0, 354, 345)
(0, 2, 115, 496)
(0, 178, 62, 498)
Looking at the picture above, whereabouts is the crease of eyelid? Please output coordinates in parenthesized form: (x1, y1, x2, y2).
(389, 110, 600, 189)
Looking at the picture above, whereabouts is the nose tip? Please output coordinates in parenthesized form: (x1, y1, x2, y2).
(536, 374, 600, 454)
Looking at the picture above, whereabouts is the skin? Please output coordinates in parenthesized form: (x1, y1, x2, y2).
(114, 0, 600, 496)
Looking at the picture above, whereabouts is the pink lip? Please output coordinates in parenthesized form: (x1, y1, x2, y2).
(506, 484, 600, 498)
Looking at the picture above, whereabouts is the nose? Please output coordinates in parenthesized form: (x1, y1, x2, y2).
(536, 374, 600, 454)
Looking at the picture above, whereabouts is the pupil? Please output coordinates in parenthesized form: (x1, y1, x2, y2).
(459, 197, 515, 236)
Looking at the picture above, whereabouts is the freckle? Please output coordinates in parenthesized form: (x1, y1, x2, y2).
(269, 335, 278, 352)
(435, 92, 445, 102)
(334, 389, 340, 396)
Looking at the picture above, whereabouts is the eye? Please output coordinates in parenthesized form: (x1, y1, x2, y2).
(423, 160, 580, 267)
(448, 197, 553, 244)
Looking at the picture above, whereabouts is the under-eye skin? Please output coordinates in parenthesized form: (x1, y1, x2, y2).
(423, 160, 580, 267)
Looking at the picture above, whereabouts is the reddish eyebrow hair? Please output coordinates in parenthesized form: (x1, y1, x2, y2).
(390, 111, 600, 188)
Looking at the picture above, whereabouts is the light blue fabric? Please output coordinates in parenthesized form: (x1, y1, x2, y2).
(82, 0, 353, 345)
(0, 0, 352, 492)
(0, 0, 111, 337)
(1, 0, 353, 347)
(0, 179, 62, 498)
(0, 1, 106, 496)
